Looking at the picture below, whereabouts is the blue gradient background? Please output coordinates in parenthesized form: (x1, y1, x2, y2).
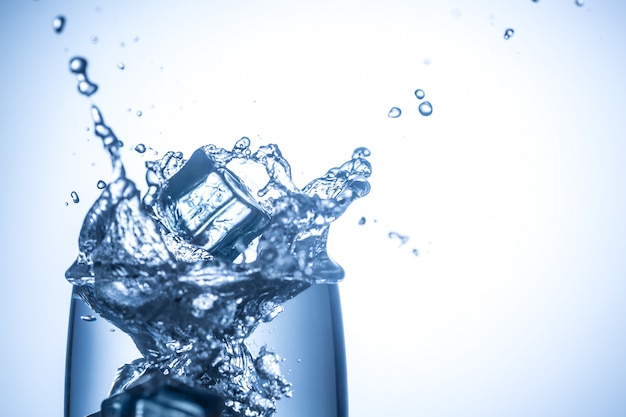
(1, 0, 625, 416)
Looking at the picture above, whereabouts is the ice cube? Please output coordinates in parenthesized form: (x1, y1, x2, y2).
(158, 149, 270, 262)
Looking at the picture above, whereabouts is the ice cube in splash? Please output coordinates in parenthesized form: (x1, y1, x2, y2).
(158, 148, 270, 262)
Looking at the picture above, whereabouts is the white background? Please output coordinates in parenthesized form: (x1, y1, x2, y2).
(1, 0, 625, 416)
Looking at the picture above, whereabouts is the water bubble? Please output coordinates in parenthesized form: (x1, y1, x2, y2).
(117, 62, 125, 70)
(358, 217, 366, 225)
(136, 110, 143, 117)
(80, 315, 96, 322)
(418, 101, 433, 116)
(414, 89, 425, 100)
(69, 57, 98, 97)
(52, 15, 65, 34)
(388, 107, 401, 118)
(135, 144, 146, 153)
(504, 28, 515, 40)
(352, 147, 371, 159)
(97, 180, 107, 189)
(65, 202, 69, 206)
(70, 191, 80, 203)
(575, 0, 584, 6)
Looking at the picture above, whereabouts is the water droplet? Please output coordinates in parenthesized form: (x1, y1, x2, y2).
(412, 248, 419, 256)
(52, 15, 65, 34)
(90, 35, 99, 44)
(388, 231, 409, 246)
(80, 315, 96, 322)
(358, 217, 366, 225)
(65, 202, 69, 206)
(117, 62, 125, 70)
(97, 180, 107, 189)
(388, 107, 401, 118)
(414, 89, 425, 100)
(504, 28, 515, 40)
(135, 144, 146, 153)
(234, 137, 251, 151)
(418, 101, 433, 116)
(136, 110, 143, 117)
(69, 57, 98, 97)
(352, 147, 371, 159)
(133, 36, 140, 43)
(120, 41, 126, 48)
(575, 0, 584, 6)
(70, 191, 80, 203)
(423, 58, 431, 66)
(532, 0, 539, 2)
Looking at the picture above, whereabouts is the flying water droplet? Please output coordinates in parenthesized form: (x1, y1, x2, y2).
(352, 147, 371, 159)
(418, 101, 433, 116)
(575, 0, 584, 6)
(414, 89, 425, 100)
(388, 231, 409, 246)
(52, 15, 66, 34)
(117, 62, 125, 70)
(504, 28, 515, 40)
(90, 35, 99, 44)
(135, 144, 146, 153)
(69, 57, 98, 97)
(412, 248, 419, 257)
(80, 315, 97, 322)
(136, 110, 143, 117)
(358, 217, 366, 225)
(233, 137, 251, 152)
(388, 107, 401, 118)
(70, 191, 80, 203)
(97, 180, 107, 189)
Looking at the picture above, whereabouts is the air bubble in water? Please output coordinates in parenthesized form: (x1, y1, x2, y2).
(70, 191, 80, 203)
(52, 15, 65, 34)
(414, 89, 425, 100)
(69, 57, 98, 97)
(97, 180, 107, 189)
(504, 28, 515, 40)
(388, 107, 401, 118)
(418, 101, 433, 116)
(135, 144, 146, 153)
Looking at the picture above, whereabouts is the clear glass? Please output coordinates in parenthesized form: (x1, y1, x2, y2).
(65, 284, 348, 417)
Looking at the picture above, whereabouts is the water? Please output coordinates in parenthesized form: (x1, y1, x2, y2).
(418, 101, 433, 116)
(65, 64, 371, 416)
(504, 28, 515, 40)
(414, 89, 425, 100)
(53, 15, 66, 34)
(388, 107, 401, 118)
(69, 57, 98, 97)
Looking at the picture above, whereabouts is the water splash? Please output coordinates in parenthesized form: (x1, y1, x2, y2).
(388, 107, 402, 118)
(418, 101, 433, 116)
(66, 105, 371, 416)
(69, 57, 98, 97)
